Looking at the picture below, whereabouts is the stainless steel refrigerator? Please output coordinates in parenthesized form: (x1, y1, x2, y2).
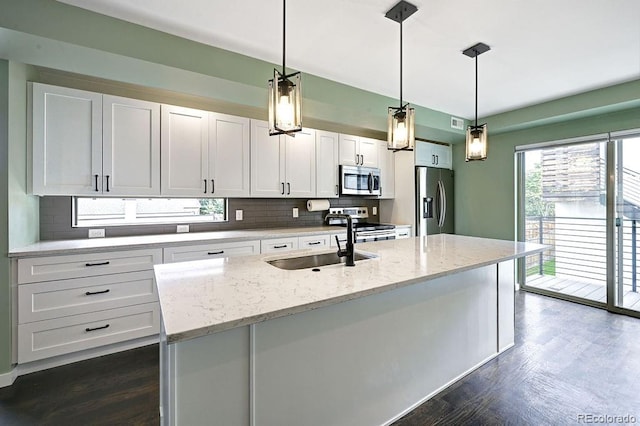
(415, 166, 454, 235)
(379, 149, 454, 236)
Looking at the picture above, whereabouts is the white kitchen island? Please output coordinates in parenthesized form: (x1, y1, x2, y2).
(154, 234, 545, 426)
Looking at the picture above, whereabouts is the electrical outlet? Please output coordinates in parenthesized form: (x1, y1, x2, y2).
(372, 206, 378, 215)
(88, 228, 105, 238)
(293, 207, 299, 218)
(236, 210, 243, 221)
(176, 224, 189, 233)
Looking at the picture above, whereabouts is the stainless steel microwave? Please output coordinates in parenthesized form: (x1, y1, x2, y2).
(340, 165, 381, 196)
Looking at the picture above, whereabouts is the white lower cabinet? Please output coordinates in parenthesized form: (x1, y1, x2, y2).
(163, 240, 260, 263)
(395, 227, 412, 239)
(298, 234, 330, 249)
(18, 303, 159, 363)
(16, 248, 162, 363)
(261, 237, 299, 253)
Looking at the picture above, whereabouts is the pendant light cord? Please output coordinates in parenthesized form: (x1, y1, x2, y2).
(399, 17, 403, 108)
(282, 0, 286, 75)
(474, 53, 478, 128)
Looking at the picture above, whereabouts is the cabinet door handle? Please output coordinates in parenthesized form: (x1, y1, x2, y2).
(85, 289, 110, 296)
(94, 174, 99, 192)
(273, 244, 288, 249)
(105, 175, 110, 192)
(287, 182, 291, 195)
(85, 324, 110, 332)
(204, 179, 207, 194)
(335, 185, 339, 196)
(281, 182, 285, 195)
(85, 261, 110, 267)
(207, 250, 224, 255)
(435, 155, 439, 165)
(308, 241, 321, 245)
(211, 179, 215, 194)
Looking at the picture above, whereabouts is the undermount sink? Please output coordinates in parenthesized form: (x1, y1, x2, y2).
(266, 251, 377, 270)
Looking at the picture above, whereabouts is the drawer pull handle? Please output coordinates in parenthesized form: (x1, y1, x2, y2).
(85, 324, 110, 332)
(308, 241, 322, 245)
(273, 244, 288, 249)
(85, 261, 110, 267)
(85, 289, 110, 296)
(207, 250, 224, 255)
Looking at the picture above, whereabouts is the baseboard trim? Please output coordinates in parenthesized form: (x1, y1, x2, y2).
(2, 335, 158, 387)
(0, 367, 18, 388)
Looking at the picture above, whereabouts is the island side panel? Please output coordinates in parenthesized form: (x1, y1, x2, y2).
(253, 265, 499, 426)
(498, 260, 516, 351)
(167, 326, 250, 426)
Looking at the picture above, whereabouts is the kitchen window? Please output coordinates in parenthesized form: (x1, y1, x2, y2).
(73, 197, 227, 227)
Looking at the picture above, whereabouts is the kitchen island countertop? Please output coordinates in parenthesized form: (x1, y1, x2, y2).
(154, 234, 546, 343)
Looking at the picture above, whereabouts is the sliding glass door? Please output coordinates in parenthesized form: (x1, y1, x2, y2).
(520, 138, 608, 305)
(614, 133, 640, 312)
(518, 131, 640, 317)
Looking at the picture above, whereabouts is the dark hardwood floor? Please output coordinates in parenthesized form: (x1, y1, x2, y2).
(1, 291, 639, 425)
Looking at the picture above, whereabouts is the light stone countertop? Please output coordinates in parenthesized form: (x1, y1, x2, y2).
(8, 226, 347, 257)
(154, 234, 546, 344)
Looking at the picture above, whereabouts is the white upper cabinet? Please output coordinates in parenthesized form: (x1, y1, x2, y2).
(378, 140, 395, 199)
(209, 112, 250, 197)
(250, 120, 316, 198)
(160, 105, 209, 196)
(358, 137, 379, 168)
(103, 95, 160, 196)
(284, 129, 316, 197)
(415, 141, 453, 169)
(31, 84, 161, 196)
(338, 134, 379, 167)
(31, 83, 103, 195)
(316, 130, 339, 198)
(161, 105, 250, 197)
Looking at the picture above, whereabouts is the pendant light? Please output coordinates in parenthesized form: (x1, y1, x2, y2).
(463, 42, 491, 161)
(268, 0, 302, 136)
(385, 1, 417, 151)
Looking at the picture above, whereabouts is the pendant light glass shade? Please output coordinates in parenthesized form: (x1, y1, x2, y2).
(387, 105, 415, 150)
(268, 0, 302, 136)
(385, 1, 417, 151)
(269, 69, 302, 135)
(462, 42, 491, 162)
(465, 124, 487, 161)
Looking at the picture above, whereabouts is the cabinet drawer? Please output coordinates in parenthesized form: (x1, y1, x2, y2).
(18, 303, 160, 363)
(395, 228, 412, 239)
(298, 235, 330, 249)
(18, 270, 158, 323)
(261, 237, 299, 254)
(164, 240, 260, 263)
(18, 248, 162, 284)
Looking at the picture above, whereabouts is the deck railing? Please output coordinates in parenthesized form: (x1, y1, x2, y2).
(525, 216, 638, 292)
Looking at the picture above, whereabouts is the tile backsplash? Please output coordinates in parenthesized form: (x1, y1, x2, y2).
(39, 196, 380, 240)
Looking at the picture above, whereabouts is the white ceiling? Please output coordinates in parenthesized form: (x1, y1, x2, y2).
(58, 0, 640, 119)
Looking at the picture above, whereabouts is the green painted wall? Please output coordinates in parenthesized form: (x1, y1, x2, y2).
(453, 106, 640, 240)
(0, 60, 11, 374)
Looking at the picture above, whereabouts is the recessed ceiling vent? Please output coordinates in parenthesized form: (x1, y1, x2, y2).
(450, 116, 464, 130)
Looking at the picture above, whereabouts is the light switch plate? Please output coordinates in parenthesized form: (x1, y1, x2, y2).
(176, 224, 189, 233)
(88, 228, 105, 238)
(236, 210, 243, 221)
(372, 206, 378, 215)
(293, 207, 299, 218)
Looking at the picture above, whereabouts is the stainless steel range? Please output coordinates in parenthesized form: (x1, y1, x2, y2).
(325, 207, 396, 243)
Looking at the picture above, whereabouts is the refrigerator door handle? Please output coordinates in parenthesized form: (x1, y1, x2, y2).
(434, 181, 441, 226)
(439, 180, 447, 228)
